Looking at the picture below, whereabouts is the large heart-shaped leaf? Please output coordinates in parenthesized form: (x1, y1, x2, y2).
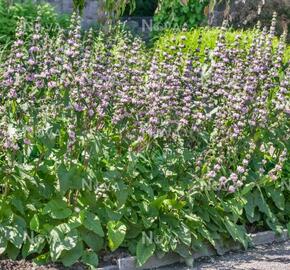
(22, 235, 46, 258)
(82, 250, 99, 269)
(107, 221, 126, 251)
(80, 210, 104, 237)
(136, 238, 155, 266)
(49, 224, 79, 261)
(79, 228, 104, 252)
(61, 241, 83, 267)
(4, 224, 25, 249)
(30, 214, 40, 232)
(43, 199, 72, 219)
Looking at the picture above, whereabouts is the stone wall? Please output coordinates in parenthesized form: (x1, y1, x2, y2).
(209, 0, 290, 41)
(42, 0, 152, 37)
(40, 0, 290, 41)
(43, 0, 104, 28)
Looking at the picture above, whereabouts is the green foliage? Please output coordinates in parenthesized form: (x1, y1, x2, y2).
(73, 0, 86, 14)
(72, 0, 218, 21)
(1, 137, 288, 267)
(104, 0, 137, 18)
(155, 27, 290, 62)
(73, 0, 208, 18)
(0, 0, 70, 45)
(153, 0, 208, 31)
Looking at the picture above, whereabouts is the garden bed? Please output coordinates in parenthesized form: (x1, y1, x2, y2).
(0, 11, 289, 270)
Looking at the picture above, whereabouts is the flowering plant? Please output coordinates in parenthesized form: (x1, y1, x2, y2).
(0, 13, 289, 268)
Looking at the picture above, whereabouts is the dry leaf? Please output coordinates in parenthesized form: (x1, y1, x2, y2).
(180, 0, 189, 5)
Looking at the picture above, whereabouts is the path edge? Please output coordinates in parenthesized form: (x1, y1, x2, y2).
(97, 229, 289, 270)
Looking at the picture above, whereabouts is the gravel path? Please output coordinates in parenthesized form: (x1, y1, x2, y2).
(160, 240, 290, 270)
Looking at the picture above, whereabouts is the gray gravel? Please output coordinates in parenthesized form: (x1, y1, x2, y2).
(159, 240, 290, 270)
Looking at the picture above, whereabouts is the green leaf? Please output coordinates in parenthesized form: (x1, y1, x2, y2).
(136, 238, 156, 266)
(175, 243, 192, 259)
(287, 223, 290, 237)
(107, 221, 127, 251)
(198, 225, 215, 246)
(4, 225, 25, 249)
(151, 195, 167, 210)
(255, 189, 277, 223)
(68, 216, 82, 229)
(57, 163, 85, 192)
(57, 164, 72, 194)
(33, 252, 50, 265)
(30, 214, 40, 232)
(61, 241, 83, 267)
(82, 250, 99, 269)
(22, 235, 46, 258)
(244, 192, 257, 222)
(6, 242, 20, 260)
(11, 198, 25, 215)
(43, 199, 72, 219)
(265, 188, 285, 210)
(79, 228, 104, 252)
(178, 223, 191, 246)
(115, 189, 129, 206)
(223, 217, 248, 249)
(0, 235, 7, 255)
(49, 224, 79, 261)
(241, 182, 256, 195)
(80, 210, 104, 237)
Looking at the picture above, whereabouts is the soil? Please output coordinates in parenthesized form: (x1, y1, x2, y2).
(0, 248, 130, 270)
(0, 260, 86, 270)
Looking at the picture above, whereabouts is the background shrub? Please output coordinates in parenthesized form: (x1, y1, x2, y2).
(153, 0, 208, 30)
(155, 27, 290, 62)
(0, 0, 70, 45)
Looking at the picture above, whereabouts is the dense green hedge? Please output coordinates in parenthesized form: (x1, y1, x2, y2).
(155, 28, 290, 62)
